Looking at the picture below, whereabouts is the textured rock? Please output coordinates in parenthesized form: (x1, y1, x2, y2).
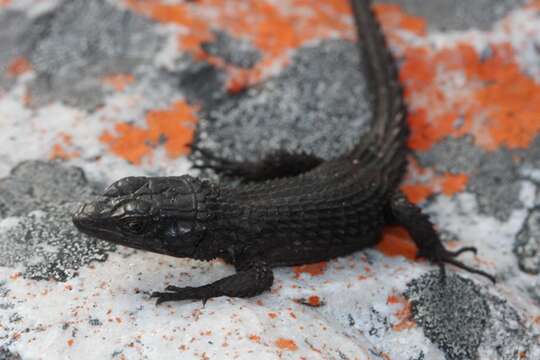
(0, 0, 161, 110)
(467, 149, 524, 221)
(195, 39, 372, 162)
(0, 160, 93, 217)
(201, 30, 262, 69)
(405, 273, 537, 360)
(0, 161, 115, 281)
(405, 273, 490, 360)
(515, 207, 540, 274)
(386, 0, 527, 31)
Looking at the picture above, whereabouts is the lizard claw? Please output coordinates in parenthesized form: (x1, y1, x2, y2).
(420, 244, 496, 284)
(150, 286, 206, 305)
(446, 246, 477, 257)
(150, 291, 174, 305)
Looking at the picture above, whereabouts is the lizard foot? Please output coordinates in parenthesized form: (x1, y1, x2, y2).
(150, 262, 274, 305)
(389, 191, 496, 284)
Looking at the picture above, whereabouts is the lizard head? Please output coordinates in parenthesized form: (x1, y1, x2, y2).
(73, 175, 210, 258)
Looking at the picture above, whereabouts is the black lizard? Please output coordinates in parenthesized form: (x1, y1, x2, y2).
(72, 0, 495, 305)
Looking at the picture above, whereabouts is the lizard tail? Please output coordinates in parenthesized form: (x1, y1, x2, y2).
(348, 0, 410, 185)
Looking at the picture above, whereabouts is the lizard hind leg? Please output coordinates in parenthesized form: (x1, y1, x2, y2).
(190, 144, 323, 182)
(387, 191, 496, 283)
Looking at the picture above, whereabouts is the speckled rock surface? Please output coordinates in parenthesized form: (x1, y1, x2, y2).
(1, 0, 540, 359)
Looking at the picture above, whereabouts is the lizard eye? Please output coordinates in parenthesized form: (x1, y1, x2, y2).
(120, 218, 149, 235)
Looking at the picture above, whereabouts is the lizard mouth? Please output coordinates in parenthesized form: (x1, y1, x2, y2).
(73, 203, 127, 243)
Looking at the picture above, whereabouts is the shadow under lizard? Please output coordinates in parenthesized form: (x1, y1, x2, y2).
(73, 0, 495, 305)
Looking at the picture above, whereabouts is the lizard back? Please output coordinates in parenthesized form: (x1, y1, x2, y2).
(211, 0, 409, 264)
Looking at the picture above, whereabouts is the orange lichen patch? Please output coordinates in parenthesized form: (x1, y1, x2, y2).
(275, 338, 298, 351)
(6, 57, 32, 77)
(248, 335, 261, 343)
(373, 3, 427, 36)
(102, 74, 135, 91)
(307, 295, 321, 306)
(9, 272, 21, 280)
(377, 226, 417, 260)
(400, 158, 469, 203)
(100, 123, 151, 165)
(49, 144, 80, 160)
(146, 101, 198, 158)
(401, 183, 433, 204)
(472, 46, 540, 150)
(0, 0, 11, 6)
(401, 41, 540, 152)
(60, 133, 73, 144)
(440, 173, 468, 196)
(67, 339, 74, 347)
(100, 100, 198, 164)
(125, 0, 353, 88)
(293, 261, 327, 278)
(50, 133, 80, 160)
(267, 312, 278, 319)
(386, 294, 402, 305)
(387, 294, 416, 331)
(402, 172, 469, 203)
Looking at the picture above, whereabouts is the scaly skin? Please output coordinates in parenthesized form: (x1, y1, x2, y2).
(73, 0, 495, 305)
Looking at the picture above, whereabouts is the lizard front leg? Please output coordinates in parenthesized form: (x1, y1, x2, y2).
(387, 191, 495, 283)
(190, 145, 323, 182)
(150, 260, 274, 305)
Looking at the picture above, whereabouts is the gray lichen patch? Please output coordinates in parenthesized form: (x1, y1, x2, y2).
(0, 161, 115, 282)
(0, 0, 161, 110)
(514, 206, 540, 274)
(467, 148, 523, 222)
(417, 135, 524, 221)
(479, 293, 537, 359)
(526, 277, 540, 308)
(0, 348, 22, 360)
(384, 0, 527, 32)
(0, 280, 22, 360)
(406, 272, 538, 359)
(176, 59, 228, 108)
(194, 39, 371, 162)
(0, 204, 115, 282)
(0, 161, 95, 218)
(405, 273, 489, 360)
(519, 135, 540, 184)
(416, 136, 484, 175)
(201, 31, 261, 69)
